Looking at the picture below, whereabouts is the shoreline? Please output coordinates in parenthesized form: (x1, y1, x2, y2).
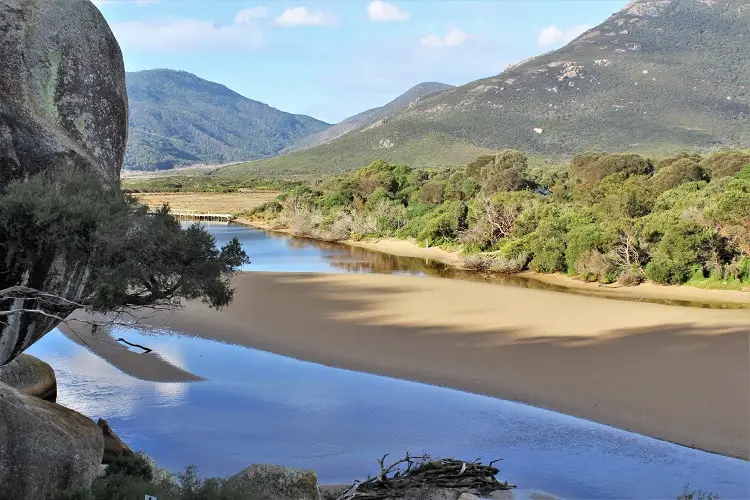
(238, 218, 750, 308)
(138, 271, 750, 460)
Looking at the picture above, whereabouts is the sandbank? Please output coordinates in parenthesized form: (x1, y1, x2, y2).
(137, 271, 749, 460)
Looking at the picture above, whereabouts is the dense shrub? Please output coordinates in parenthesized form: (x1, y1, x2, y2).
(475, 150, 534, 194)
(652, 159, 709, 192)
(701, 150, 750, 179)
(570, 152, 653, 189)
(256, 150, 750, 289)
(565, 223, 614, 274)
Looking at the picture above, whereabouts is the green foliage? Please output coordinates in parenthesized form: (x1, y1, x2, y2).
(476, 150, 534, 194)
(0, 171, 249, 315)
(106, 454, 154, 482)
(261, 149, 750, 289)
(701, 150, 750, 179)
(570, 153, 653, 191)
(60, 459, 251, 500)
(527, 214, 568, 273)
(565, 223, 614, 274)
(652, 159, 709, 192)
(644, 218, 711, 285)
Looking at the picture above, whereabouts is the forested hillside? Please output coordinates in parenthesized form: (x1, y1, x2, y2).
(125, 70, 330, 170)
(220, 0, 749, 178)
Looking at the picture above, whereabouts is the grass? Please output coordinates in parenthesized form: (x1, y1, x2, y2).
(686, 277, 748, 291)
(134, 191, 280, 217)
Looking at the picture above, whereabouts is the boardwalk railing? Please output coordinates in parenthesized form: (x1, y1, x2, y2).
(151, 209, 236, 222)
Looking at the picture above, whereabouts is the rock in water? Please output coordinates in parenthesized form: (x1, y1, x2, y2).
(0, 354, 57, 401)
(97, 418, 133, 464)
(227, 464, 321, 500)
(0, 0, 127, 366)
(0, 381, 104, 499)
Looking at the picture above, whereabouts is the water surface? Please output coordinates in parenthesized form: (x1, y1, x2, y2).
(27, 224, 750, 499)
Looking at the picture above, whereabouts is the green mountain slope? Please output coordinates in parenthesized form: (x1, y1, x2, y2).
(218, 0, 749, 179)
(284, 82, 455, 153)
(124, 70, 330, 170)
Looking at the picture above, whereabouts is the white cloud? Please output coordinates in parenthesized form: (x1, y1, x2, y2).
(420, 28, 468, 49)
(234, 6, 268, 24)
(537, 24, 591, 47)
(367, 1, 410, 22)
(111, 16, 264, 53)
(274, 6, 339, 27)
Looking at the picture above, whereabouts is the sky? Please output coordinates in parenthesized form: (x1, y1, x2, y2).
(95, 0, 629, 124)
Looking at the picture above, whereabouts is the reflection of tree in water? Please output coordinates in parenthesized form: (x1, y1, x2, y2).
(274, 233, 741, 308)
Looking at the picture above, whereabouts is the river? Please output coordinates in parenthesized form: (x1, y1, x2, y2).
(28, 224, 750, 499)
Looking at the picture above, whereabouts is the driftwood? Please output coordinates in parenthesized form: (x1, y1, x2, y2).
(337, 453, 515, 499)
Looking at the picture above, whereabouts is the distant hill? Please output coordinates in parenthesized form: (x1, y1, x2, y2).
(216, 0, 749, 179)
(284, 82, 455, 153)
(124, 70, 330, 170)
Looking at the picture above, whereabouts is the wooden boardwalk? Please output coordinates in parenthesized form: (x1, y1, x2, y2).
(154, 209, 236, 222)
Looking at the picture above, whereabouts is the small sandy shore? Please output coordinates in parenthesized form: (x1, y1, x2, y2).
(139, 271, 749, 460)
(241, 219, 750, 307)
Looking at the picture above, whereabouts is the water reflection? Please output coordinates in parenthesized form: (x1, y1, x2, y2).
(28, 328, 750, 499)
(28, 223, 749, 499)
(235, 226, 747, 310)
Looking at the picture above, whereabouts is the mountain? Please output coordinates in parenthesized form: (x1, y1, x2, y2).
(216, 0, 749, 179)
(124, 70, 330, 170)
(284, 82, 455, 153)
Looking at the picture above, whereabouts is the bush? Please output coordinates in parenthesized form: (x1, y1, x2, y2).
(574, 250, 616, 283)
(701, 150, 750, 179)
(417, 212, 455, 247)
(474, 150, 534, 194)
(645, 259, 696, 285)
(106, 453, 153, 482)
(565, 223, 613, 273)
(528, 220, 567, 273)
(570, 152, 653, 189)
(617, 266, 645, 286)
(652, 159, 709, 192)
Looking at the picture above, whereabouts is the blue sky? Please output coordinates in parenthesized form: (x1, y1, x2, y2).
(95, 0, 628, 123)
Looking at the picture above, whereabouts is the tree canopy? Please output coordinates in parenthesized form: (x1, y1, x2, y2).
(0, 171, 249, 331)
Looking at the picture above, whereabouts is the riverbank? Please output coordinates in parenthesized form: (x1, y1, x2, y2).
(240, 218, 750, 308)
(138, 271, 749, 460)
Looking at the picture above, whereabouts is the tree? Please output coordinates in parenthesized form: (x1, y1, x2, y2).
(652, 159, 709, 192)
(474, 150, 534, 194)
(0, 171, 249, 362)
(570, 152, 653, 191)
(701, 151, 750, 179)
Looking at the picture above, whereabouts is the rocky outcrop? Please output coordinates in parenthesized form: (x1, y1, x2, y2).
(0, 354, 56, 401)
(227, 464, 320, 500)
(0, 381, 104, 499)
(97, 418, 133, 464)
(0, 0, 127, 366)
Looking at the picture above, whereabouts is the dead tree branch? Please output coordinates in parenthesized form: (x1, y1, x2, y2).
(338, 453, 515, 499)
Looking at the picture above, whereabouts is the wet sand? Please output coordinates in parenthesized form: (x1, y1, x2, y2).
(138, 271, 750, 460)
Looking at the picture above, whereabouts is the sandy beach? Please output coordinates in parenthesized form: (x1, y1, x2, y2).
(135, 271, 749, 460)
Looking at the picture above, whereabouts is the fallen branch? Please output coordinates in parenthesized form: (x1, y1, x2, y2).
(338, 453, 515, 499)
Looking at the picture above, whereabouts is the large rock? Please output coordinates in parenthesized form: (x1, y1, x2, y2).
(0, 380, 104, 499)
(0, 0, 127, 366)
(0, 354, 57, 401)
(97, 418, 133, 464)
(227, 464, 320, 500)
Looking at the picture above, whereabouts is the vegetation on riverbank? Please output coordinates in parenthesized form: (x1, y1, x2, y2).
(247, 149, 750, 289)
